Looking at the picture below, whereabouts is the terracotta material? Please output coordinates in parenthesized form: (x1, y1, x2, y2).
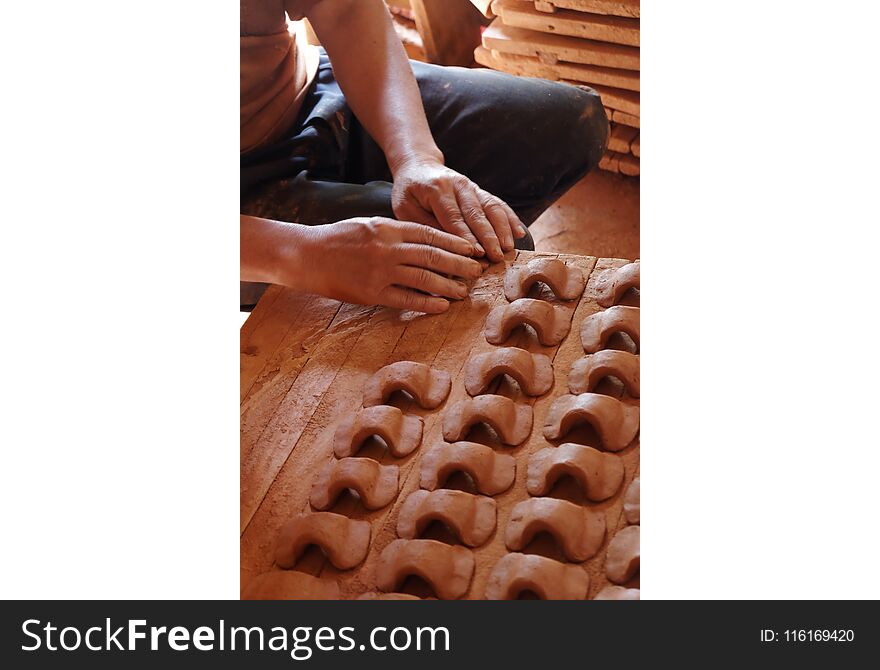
(527, 443, 624, 501)
(631, 133, 640, 157)
(608, 123, 639, 154)
(587, 84, 640, 117)
(490, 2, 639, 47)
(568, 350, 640, 396)
(464, 346, 554, 397)
(362, 361, 451, 410)
(599, 151, 620, 174)
(623, 477, 639, 524)
(397, 489, 497, 547)
(532, 0, 640, 19)
(241, 570, 340, 600)
(619, 152, 639, 176)
(484, 553, 589, 600)
(597, 260, 640, 307)
(505, 497, 606, 561)
(420, 441, 516, 496)
(274, 512, 370, 570)
(503, 257, 586, 302)
(309, 457, 399, 511)
(333, 405, 424, 458)
(376, 539, 475, 599)
(484, 298, 572, 346)
(357, 592, 423, 600)
(580, 305, 640, 353)
(543, 393, 639, 450)
(611, 109, 639, 128)
(594, 585, 640, 600)
(605, 525, 639, 584)
(442, 395, 533, 446)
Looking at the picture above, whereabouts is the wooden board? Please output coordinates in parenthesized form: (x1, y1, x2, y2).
(240, 251, 640, 599)
(612, 108, 639, 128)
(533, 0, 639, 18)
(493, 0, 639, 46)
(411, 0, 487, 66)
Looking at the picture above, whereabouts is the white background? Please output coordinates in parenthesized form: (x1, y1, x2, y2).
(1, 1, 878, 599)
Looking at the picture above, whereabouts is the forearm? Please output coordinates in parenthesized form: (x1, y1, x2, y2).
(307, 0, 442, 173)
(240, 214, 313, 287)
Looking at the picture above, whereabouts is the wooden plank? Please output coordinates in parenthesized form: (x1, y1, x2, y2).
(608, 123, 638, 154)
(612, 108, 639, 128)
(580, 82, 639, 116)
(411, 0, 487, 66)
(493, 0, 639, 47)
(533, 0, 639, 18)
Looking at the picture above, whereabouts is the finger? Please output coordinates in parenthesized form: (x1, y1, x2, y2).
(397, 220, 478, 258)
(455, 184, 504, 262)
(378, 285, 449, 314)
(398, 243, 482, 279)
(427, 188, 485, 257)
(481, 197, 515, 253)
(395, 199, 439, 229)
(394, 266, 470, 300)
(477, 187, 527, 240)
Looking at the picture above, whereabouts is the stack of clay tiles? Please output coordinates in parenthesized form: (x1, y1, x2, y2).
(474, 0, 639, 176)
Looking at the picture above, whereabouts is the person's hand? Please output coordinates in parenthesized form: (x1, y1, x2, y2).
(390, 158, 527, 263)
(294, 217, 483, 314)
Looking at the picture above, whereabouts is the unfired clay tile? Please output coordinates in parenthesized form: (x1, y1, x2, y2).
(605, 525, 639, 584)
(241, 570, 340, 600)
(420, 441, 516, 496)
(593, 585, 640, 600)
(503, 257, 586, 302)
(274, 511, 370, 570)
(484, 552, 589, 600)
(309, 457, 399, 511)
(362, 361, 451, 409)
(356, 592, 424, 600)
(505, 497, 606, 562)
(623, 477, 639, 524)
(543, 393, 639, 451)
(568, 350, 640, 397)
(397, 489, 497, 548)
(527, 443, 624, 501)
(376, 539, 475, 600)
(580, 305, 640, 354)
(596, 260, 640, 307)
(464, 346, 554, 397)
(484, 298, 573, 346)
(333, 405, 424, 458)
(442, 395, 533, 446)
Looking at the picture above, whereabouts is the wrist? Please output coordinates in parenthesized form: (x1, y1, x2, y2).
(387, 145, 445, 176)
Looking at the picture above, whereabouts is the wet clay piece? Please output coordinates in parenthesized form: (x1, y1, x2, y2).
(309, 458, 399, 511)
(568, 350, 640, 397)
(503, 257, 586, 302)
(376, 539, 475, 599)
(241, 571, 340, 600)
(484, 298, 573, 346)
(442, 395, 533, 446)
(464, 347, 554, 397)
(624, 477, 640, 524)
(606, 525, 640, 584)
(333, 405, 424, 458)
(274, 512, 370, 570)
(597, 261, 640, 307)
(505, 497, 606, 562)
(527, 443, 624, 501)
(580, 305, 640, 354)
(397, 490, 497, 547)
(362, 361, 451, 410)
(594, 585, 640, 601)
(357, 592, 423, 601)
(420, 441, 516, 496)
(543, 393, 640, 451)
(484, 553, 589, 600)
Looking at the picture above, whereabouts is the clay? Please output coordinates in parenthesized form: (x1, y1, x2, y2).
(543, 393, 639, 450)
(274, 512, 370, 570)
(605, 525, 639, 584)
(619, 152, 639, 176)
(309, 457, 399, 511)
(420, 441, 516, 496)
(356, 592, 423, 601)
(484, 553, 589, 600)
(598, 151, 620, 174)
(631, 133, 640, 157)
(531, 0, 640, 19)
(527, 443, 624, 501)
(588, 84, 640, 117)
(568, 350, 640, 396)
(623, 477, 639, 524)
(608, 124, 639, 154)
(505, 497, 606, 561)
(503, 257, 586, 302)
(397, 490, 497, 548)
(241, 570, 340, 600)
(484, 298, 573, 346)
(376, 539, 475, 599)
(597, 261, 640, 307)
(491, 2, 639, 47)
(442, 395, 533, 446)
(362, 361, 451, 410)
(464, 346, 554, 397)
(594, 585, 640, 600)
(333, 405, 424, 458)
(611, 109, 640, 128)
(580, 305, 640, 353)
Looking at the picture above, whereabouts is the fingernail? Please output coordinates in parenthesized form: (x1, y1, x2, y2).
(516, 225, 527, 238)
(456, 283, 469, 298)
(474, 243, 486, 257)
(431, 299, 449, 313)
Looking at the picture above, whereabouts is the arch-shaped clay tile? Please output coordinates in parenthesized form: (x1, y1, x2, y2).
(362, 361, 451, 409)
(568, 350, 640, 397)
(485, 553, 589, 600)
(442, 395, 533, 446)
(357, 592, 424, 600)
(527, 443, 624, 501)
(624, 477, 640, 525)
(397, 489, 497, 547)
(597, 261, 640, 308)
(606, 525, 640, 584)
(484, 299, 573, 346)
(580, 306, 640, 354)
(464, 347, 553, 397)
(241, 570, 340, 600)
(376, 539, 475, 600)
(504, 257, 586, 302)
(505, 497, 606, 562)
(543, 393, 640, 451)
(420, 441, 516, 496)
(309, 458, 399, 511)
(274, 512, 370, 570)
(594, 585, 640, 601)
(333, 405, 424, 458)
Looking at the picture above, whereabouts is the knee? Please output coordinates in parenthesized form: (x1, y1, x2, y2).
(566, 86, 609, 178)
